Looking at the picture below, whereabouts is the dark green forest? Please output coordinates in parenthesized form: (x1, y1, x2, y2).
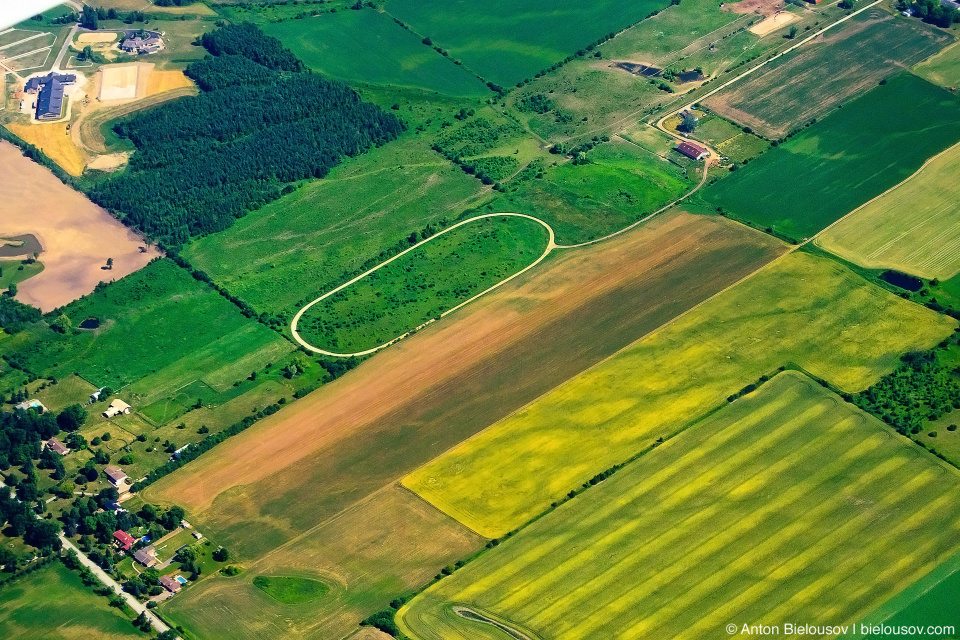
(89, 23, 404, 247)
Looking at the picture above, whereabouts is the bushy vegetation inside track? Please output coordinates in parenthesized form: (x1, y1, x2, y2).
(398, 371, 960, 640)
(704, 74, 960, 242)
(404, 251, 956, 537)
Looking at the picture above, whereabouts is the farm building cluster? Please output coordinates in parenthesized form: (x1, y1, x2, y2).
(23, 72, 75, 121)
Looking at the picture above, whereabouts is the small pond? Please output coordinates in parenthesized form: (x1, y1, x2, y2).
(880, 270, 923, 292)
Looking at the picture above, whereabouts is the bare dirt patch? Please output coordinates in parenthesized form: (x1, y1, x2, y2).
(0, 141, 160, 311)
(725, 0, 784, 15)
(85, 152, 129, 172)
(749, 11, 798, 35)
(98, 62, 151, 101)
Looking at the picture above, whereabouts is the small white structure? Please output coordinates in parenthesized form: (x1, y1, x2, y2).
(102, 398, 131, 418)
(192, 531, 203, 540)
(103, 465, 129, 488)
(91, 387, 106, 402)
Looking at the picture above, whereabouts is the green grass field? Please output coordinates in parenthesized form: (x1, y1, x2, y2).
(0, 561, 145, 640)
(398, 371, 960, 640)
(492, 137, 693, 244)
(403, 251, 956, 537)
(252, 575, 330, 604)
(817, 141, 960, 279)
(915, 39, 960, 90)
(296, 215, 549, 353)
(385, 0, 674, 87)
(704, 74, 960, 241)
(263, 10, 490, 97)
(1, 259, 293, 405)
(0, 260, 43, 292)
(705, 13, 951, 139)
(716, 131, 769, 163)
(182, 136, 488, 319)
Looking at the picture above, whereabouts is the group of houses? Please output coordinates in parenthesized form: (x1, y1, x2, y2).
(111, 531, 185, 594)
(23, 72, 76, 121)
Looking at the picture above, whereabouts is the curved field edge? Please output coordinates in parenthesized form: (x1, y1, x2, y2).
(815, 140, 960, 280)
(292, 214, 552, 355)
(403, 251, 958, 538)
(397, 371, 960, 640)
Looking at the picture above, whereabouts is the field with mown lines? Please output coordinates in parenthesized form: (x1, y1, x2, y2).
(399, 372, 960, 640)
(816, 141, 960, 280)
(404, 251, 957, 537)
(704, 74, 960, 241)
(704, 12, 950, 139)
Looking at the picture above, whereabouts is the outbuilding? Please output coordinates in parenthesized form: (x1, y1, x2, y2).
(675, 141, 709, 160)
(104, 465, 129, 488)
(103, 398, 132, 418)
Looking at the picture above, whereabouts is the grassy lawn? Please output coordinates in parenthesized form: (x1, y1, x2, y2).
(816, 140, 960, 280)
(2, 258, 293, 406)
(403, 251, 956, 537)
(252, 575, 330, 605)
(716, 131, 769, 163)
(915, 39, 960, 90)
(704, 74, 960, 241)
(295, 215, 550, 353)
(182, 136, 489, 319)
(0, 561, 145, 640)
(263, 9, 490, 97)
(491, 137, 693, 244)
(399, 372, 960, 640)
(0, 260, 43, 292)
(704, 12, 951, 139)
(385, 0, 675, 87)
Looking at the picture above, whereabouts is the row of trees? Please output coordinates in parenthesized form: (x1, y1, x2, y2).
(89, 23, 403, 247)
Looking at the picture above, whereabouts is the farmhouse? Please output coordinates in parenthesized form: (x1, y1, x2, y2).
(675, 141, 709, 160)
(119, 32, 163, 55)
(133, 546, 157, 568)
(14, 399, 47, 413)
(24, 73, 76, 121)
(160, 574, 182, 593)
(103, 398, 132, 418)
(113, 530, 135, 551)
(103, 465, 129, 488)
(44, 438, 69, 456)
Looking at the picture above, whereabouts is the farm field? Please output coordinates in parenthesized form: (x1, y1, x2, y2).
(295, 215, 550, 354)
(263, 10, 490, 97)
(385, 0, 675, 87)
(817, 141, 960, 280)
(162, 486, 484, 640)
(149, 211, 785, 548)
(705, 12, 951, 139)
(5, 121, 87, 176)
(0, 259, 43, 292)
(493, 137, 694, 244)
(704, 74, 960, 241)
(0, 140, 159, 310)
(1, 258, 294, 405)
(404, 251, 956, 537)
(182, 136, 489, 319)
(0, 561, 145, 640)
(398, 372, 960, 640)
(914, 40, 960, 89)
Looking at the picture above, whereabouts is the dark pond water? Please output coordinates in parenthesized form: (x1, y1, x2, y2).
(0, 234, 42, 258)
(880, 270, 923, 292)
(614, 62, 662, 77)
(79, 318, 101, 329)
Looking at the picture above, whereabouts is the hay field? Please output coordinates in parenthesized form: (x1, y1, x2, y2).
(145, 69, 193, 95)
(704, 73, 960, 241)
(264, 10, 489, 97)
(398, 372, 960, 640)
(0, 561, 144, 639)
(386, 0, 676, 87)
(816, 142, 960, 280)
(76, 32, 117, 44)
(0, 140, 158, 310)
(705, 12, 950, 139)
(404, 251, 956, 537)
(914, 40, 960, 89)
(5, 121, 87, 176)
(162, 486, 484, 640)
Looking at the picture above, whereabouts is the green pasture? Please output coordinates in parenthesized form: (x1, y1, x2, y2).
(252, 575, 330, 605)
(0, 562, 144, 640)
(0, 259, 293, 405)
(704, 74, 960, 241)
(385, 0, 675, 87)
(403, 251, 956, 537)
(716, 131, 769, 163)
(182, 136, 488, 318)
(263, 10, 489, 97)
(296, 215, 549, 353)
(399, 372, 960, 640)
(0, 260, 43, 292)
(915, 40, 960, 90)
(705, 13, 951, 140)
(492, 137, 692, 244)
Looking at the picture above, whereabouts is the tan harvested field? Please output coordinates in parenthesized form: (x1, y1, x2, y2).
(5, 122, 87, 176)
(0, 141, 159, 311)
(145, 69, 193, 96)
(98, 62, 149, 101)
(748, 11, 798, 36)
(162, 486, 484, 640)
(76, 32, 117, 44)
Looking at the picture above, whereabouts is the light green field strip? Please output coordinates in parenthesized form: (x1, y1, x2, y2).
(403, 251, 956, 537)
(816, 140, 960, 280)
(398, 372, 960, 640)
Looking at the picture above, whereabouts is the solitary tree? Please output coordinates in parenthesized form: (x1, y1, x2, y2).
(106, 257, 113, 270)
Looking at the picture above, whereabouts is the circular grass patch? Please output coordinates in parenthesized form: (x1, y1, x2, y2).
(252, 575, 329, 605)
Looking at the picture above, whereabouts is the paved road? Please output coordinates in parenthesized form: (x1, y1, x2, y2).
(51, 23, 78, 72)
(59, 533, 174, 636)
